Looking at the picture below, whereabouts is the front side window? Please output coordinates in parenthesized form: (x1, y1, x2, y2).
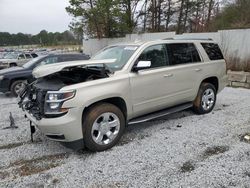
(201, 43, 224, 60)
(138, 44, 168, 69)
(167, 43, 201, 65)
(18, 54, 25, 59)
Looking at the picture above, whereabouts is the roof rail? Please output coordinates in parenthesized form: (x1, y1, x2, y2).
(163, 37, 213, 41)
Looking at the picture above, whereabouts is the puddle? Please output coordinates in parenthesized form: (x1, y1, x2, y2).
(180, 161, 195, 173)
(202, 146, 229, 159)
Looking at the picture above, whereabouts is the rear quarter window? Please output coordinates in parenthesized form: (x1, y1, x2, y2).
(201, 43, 224, 60)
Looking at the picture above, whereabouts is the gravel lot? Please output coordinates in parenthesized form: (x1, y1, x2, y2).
(0, 87, 250, 188)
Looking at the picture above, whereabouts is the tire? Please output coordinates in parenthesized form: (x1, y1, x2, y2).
(192, 82, 217, 114)
(10, 80, 26, 97)
(10, 63, 17, 67)
(83, 103, 125, 152)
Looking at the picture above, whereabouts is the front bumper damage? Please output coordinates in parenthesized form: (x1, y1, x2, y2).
(18, 84, 85, 150)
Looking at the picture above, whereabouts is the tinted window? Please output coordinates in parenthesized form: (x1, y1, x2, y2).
(25, 54, 32, 59)
(40, 56, 58, 65)
(167, 43, 201, 65)
(31, 53, 38, 58)
(201, 43, 224, 60)
(138, 44, 168, 68)
(18, 54, 25, 59)
(60, 55, 89, 62)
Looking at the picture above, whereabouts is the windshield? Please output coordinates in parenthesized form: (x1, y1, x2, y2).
(92, 45, 138, 71)
(3, 53, 18, 59)
(22, 56, 44, 68)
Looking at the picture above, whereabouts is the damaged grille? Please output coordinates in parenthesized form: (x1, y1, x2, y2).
(35, 89, 47, 118)
(19, 84, 48, 120)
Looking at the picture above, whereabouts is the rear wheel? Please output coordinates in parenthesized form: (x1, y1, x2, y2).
(10, 80, 26, 97)
(192, 82, 217, 114)
(83, 103, 125, 151)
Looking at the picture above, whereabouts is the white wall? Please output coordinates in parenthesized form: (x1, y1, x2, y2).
(83, 29, 250, 65)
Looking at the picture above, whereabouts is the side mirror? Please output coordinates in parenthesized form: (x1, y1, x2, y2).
(133, 61, 151, 72)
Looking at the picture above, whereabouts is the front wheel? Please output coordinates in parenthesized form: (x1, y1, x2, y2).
(192, 83, 217, 114)
(83, 103, 125, 151)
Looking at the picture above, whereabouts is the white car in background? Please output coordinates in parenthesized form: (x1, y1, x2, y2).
(0, 52, 38, 69)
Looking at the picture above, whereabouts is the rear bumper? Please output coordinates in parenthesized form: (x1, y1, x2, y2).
(25, 106, 84, 148)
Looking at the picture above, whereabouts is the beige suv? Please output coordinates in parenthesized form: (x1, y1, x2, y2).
(19, 39, 228, 151)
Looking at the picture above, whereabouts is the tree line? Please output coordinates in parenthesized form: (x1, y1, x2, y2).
(0, 30, 80, 46)
(66, 0, 250, 39)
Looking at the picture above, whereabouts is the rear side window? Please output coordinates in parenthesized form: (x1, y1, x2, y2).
(31, 53, 38, 58)
(167, 43, 201, 66)
(40, 56, 58, 65)
(201, 43, 224, 60)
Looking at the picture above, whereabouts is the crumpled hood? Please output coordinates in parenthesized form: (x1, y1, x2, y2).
(32, 59, 116, 78)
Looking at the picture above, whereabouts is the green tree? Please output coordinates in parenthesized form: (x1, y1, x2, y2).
(212, 0, 250, 30)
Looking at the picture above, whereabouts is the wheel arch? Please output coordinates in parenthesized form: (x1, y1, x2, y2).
(82, 97, 128, 122)
(9, 62, 17, 66)
(201, 76, 219, 92)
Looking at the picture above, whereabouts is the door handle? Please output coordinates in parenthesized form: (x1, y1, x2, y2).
(194, 68, 202, 72)
(163, 74, 173, 78)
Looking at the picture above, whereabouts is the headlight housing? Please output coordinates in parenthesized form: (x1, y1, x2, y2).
(0, 75, 4, 81)
(44, 90, 76, 115)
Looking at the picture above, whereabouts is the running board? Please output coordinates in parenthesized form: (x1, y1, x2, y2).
(128, 102, 193, 125)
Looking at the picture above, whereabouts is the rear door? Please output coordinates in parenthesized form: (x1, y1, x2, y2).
(165, 43, 204, 100)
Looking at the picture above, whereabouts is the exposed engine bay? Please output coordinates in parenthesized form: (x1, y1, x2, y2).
(40, 66, 110, 87)
(18, 65, 111, 120)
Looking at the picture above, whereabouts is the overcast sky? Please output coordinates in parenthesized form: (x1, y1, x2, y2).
(0, 0, 72, 34)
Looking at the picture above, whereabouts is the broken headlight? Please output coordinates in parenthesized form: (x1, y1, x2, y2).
(44, 90, 75, 115)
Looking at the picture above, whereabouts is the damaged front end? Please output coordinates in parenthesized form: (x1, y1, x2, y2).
(18, 60, 113, 120)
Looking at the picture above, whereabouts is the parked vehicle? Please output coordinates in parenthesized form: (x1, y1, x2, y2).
(0, 53, 90, 96)
(19, 39, 228, 151)
(0, 52, 39, 69)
